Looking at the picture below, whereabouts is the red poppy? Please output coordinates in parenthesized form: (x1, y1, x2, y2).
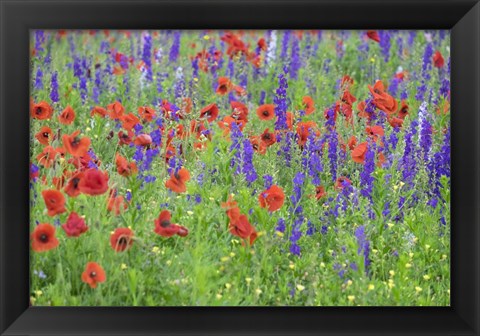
(107, 194, 127, 215)
(433, 50, 445, 68)
(107, 101, 125, 120)
(377, 152, 386, 167)
(352, 142, 368, 164)
(138, 106, 156, 122)
(231, 101, 249, 121)
(229, 214, 257, 245)
(154, 210, 189, 237)
(58, 106, 76, 125)
(250, 136, 267, 155)
(341, 90, 357, 106)
(115, 153, 138, 177)
(341, 75, 354, 89)
(388, 116, 404, 128)
(165, 168, 190, 193)
(221, 195, 241, 223)
(36, 146, 57, 168)
(35, 126, 53, 146)
(31, 101, 54, 120)
(366, 30, 380, 43)
(199, 103, 219, 123)
(62, 212, 88, 237)
(315, 186, 327, 200)
(90, 106, 108, 118)
(216, 77, 233, 95)
(368, 80, 386, 97)
(133, 134, 152, 147)
(78, 168, 109, 195)
(296, 121, 319, 146)
(64, 171, 84, 197)
(118, 130, 133, 146)
(398, 100, 409, 119)
(335, 176, 352, 189)
(348, 135, 357, 150)
(110, 227, 134, 252)
(256, 104, 275, 121)
(259, 185, 285, 212)
(286, 111, 294, 130)
(62, 130, 91, 157)
(31, 223, 59, 252)
(81, 262, 106, 288)
(121, 113, 140, 131)
(233, 85, 247, 97)
(42, 189, 66, 216)
(257, 37, 267, 51)
(302, 96, 315, 115)
(366, 125, 384, 140)
(260, 128, 276, 147)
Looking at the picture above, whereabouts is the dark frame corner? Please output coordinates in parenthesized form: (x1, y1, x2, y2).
(1, 0, 479, 335)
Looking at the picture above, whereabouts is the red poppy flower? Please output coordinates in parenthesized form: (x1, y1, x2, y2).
(315, 186, 327, 200)
(64, 171, 84, 197)
(118, 130, 133, 146)
(115, 153, 138, 177)
(366, 125, 384, 140)
(42, 189, 66, 216)
(138, 106, 156, 122)
(90, 106, 108, 118)
(81, 262, 106, 288)
(348, 135, 357, 150)
(433, 50, 445, 68)
(36, 146, 57, 168)
(121, 113, 140, 131)
(62, 212, 88, 237)
(231, 101, 249, 121)
(133, 134, 152, 146)
(335, 176, 352, 189)
(373, 94, 398, 115)
(260, 128, 276, 147)
(35, 126, 53, 146)
(78, 169, 109, 196)
(286, 111, 294, 130)
(229, 214, 257, 245)
(257, 37, 267, 51)
(58, 106, 76, 125)
(341, 90, 357, 106)
(62, 130, 91, 157)
(259, 185, 285, 212)
(296, 121, 319, 146)
(154, 210, 189, 237)
(341, 75, 354, 89)
(107, 101, 125, 119)
(366, 30, 380, 43)
(216, 77, 233, 95)
(368, 80, 386, 97)
(352, 142, 368, 164)
(107, 195, 127, 215)
(388, 116, 404, 128)
(165, 168, 190, 193)
(256, 104, 275, 121)
(302, 96, 315, 115)
(221, 195, 241, 223)
(250, 136, 267, 155)
(233, 85, 247, 97)
(377, 152, 386, 167)
(398, 100, 409, 119)
(31, 223, 59, 252)
(31, 101, 53, 120)
(199, 103, 219, 123)
(110, 227, 134, 252)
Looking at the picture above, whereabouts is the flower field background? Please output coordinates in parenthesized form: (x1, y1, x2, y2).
(30, 30, 450, 306)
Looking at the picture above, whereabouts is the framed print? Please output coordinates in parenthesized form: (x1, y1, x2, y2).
(1, 0, 479, 335)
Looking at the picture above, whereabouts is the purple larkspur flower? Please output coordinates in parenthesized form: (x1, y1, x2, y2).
(242, 139, 258, 185)
(50, 72, 59, 103)
(354, 225, 370, 274)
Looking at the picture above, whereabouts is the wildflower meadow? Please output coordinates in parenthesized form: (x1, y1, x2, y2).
(29, 30, 450, 306)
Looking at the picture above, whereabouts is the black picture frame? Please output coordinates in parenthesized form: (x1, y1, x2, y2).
(1, 0, 479, 335)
